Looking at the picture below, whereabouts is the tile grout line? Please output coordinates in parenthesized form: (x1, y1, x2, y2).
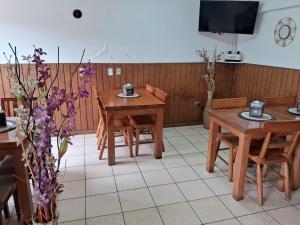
(59, 127, 300, 225)
(111, 166, 127, 225)
(133, 155, 167, 225)
(159, 149, 205, 224)
(175, 130, 244, 225)
(84, 135, 87, 225)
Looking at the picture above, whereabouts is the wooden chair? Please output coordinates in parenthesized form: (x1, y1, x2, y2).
(248, 120, 300, 205)
(213, 97, 248, 181)
(0, 157, 21, 225)
(96, 97, 134, 159)
(93, 87, 103, 139)
(129, 88, 168, 156)
(145, 84, 156, 95)
(213, 97, 248, 110)
(0, 98, 18, 117)
(262, 96, 296, 107)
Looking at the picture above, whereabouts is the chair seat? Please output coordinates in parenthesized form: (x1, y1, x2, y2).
(218, 133, 239, 148)
(129, 115, 156, 128)
(113, 117, 132, 130)
(249, 147, 288, 164)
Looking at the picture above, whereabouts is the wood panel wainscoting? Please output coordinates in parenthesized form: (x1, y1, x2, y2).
(0, 63, 234, 133)
(232, 64, 300, 101)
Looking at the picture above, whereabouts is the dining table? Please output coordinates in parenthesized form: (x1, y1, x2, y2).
(0, 128, 33, 224)
(98, 89, 166, 166)
(206, 106, 300, 201)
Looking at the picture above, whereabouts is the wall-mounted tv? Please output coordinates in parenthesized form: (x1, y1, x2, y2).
(199, 1, 259, 34)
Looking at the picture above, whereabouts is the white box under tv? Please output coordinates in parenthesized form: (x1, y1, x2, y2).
(225, 52, 242, 62)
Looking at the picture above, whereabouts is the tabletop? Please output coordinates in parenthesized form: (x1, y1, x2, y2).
(210, 107, 296, 135)
(267, 105, 300, 120)
(98, 89, 165, 110)
(0, 117, 17, 145)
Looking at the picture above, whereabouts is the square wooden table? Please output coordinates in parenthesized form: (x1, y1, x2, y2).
(206, 107, 299, 201)
(0, 129, 33, 224)
(98, 89, 166, 165)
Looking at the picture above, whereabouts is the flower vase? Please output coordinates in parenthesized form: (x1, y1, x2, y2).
(33, 210, 58, 225)
(203, 91, 213, 129)
(33, 218, 58, 225)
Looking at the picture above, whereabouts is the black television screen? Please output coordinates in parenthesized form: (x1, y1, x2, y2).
(199, 1, 259, 34)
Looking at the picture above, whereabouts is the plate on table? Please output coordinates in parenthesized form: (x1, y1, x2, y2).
(238, 111, 275, 122)
(0, 120, 17, 134)
(117, 93, 140, 98)
(287, 108, 300, 115)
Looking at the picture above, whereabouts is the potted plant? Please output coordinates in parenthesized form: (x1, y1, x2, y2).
(3, 44, 94, 224)
(196, 48, 222, 129)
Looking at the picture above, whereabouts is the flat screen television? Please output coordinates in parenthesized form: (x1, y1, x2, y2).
(199, 1, 259, 34)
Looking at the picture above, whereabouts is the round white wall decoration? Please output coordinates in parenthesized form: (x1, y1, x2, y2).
(274, 17, 296, 47)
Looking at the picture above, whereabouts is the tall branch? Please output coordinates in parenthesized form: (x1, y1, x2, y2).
(69, 49, 85, 90)
(47, 47, 60, 97)
(8, 43, 29, 97)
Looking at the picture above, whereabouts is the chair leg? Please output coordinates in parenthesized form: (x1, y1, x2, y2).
(150, 127, 155, 140)
(0, 210, 3, 225)
(214, 138, 221, 162)
(127, 130, 134, 157)
(262, 164, 268, 178)
(228, 147, 234, 182)
(96, 120, 101, 137)
(283, 162, 291, 201)
(135, 129, 140, 156)
(97, 126, 105, 150)
(99, 132, 107, 160)
(13, 190, 21, 221)
(256, 164, 264, 206)
(3, 203, 9, 219)
(123, 130, 128, 146)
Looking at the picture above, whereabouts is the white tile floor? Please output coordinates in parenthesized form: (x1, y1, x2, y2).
(4, 125, 300, 225)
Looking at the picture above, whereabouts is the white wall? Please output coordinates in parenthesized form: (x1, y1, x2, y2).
(0, 0, 233, 63)
(238, 0, 300, 69)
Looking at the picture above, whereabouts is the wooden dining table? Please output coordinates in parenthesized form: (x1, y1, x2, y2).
(98, 89, 165, 166)
(206, 106, 300, 201)
(0, 129, 33, 224)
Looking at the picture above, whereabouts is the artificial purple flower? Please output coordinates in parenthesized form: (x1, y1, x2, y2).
(8, 45, 95, 214)
(32, 106, 48, 123)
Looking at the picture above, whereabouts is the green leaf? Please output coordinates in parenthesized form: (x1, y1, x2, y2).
(58, 138, 69, 158)
(38, 90, 48, 100)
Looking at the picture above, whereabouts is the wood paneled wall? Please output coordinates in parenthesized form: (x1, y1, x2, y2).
(0, 63, 234, 132)
(232, 64, 300, 101)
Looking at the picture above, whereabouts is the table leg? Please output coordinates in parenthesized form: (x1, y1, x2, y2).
(291, 141, 300, 190)
(154, 108, 163, 159)
(206, 118, 219, 172)
(12, 146, 33, 224)
(106, 112, 115, 166)
(233, 134, 251, 200)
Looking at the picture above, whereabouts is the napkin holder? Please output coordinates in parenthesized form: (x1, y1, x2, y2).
(0, 109, 7, 127)
(249, 100, 265, 118)
(123, 83, 134, 96)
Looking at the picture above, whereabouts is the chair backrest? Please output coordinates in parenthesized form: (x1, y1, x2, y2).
(258, 120, 300, 161)
(93, 86, 99, 99)
(96, 97, 106, 127)
(1, 98, 18, 117)
(154, 88, 168, 102)
(262, 96, 296, 107)
(146, 84, 156, 95)
(212, 97, 248, 110)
